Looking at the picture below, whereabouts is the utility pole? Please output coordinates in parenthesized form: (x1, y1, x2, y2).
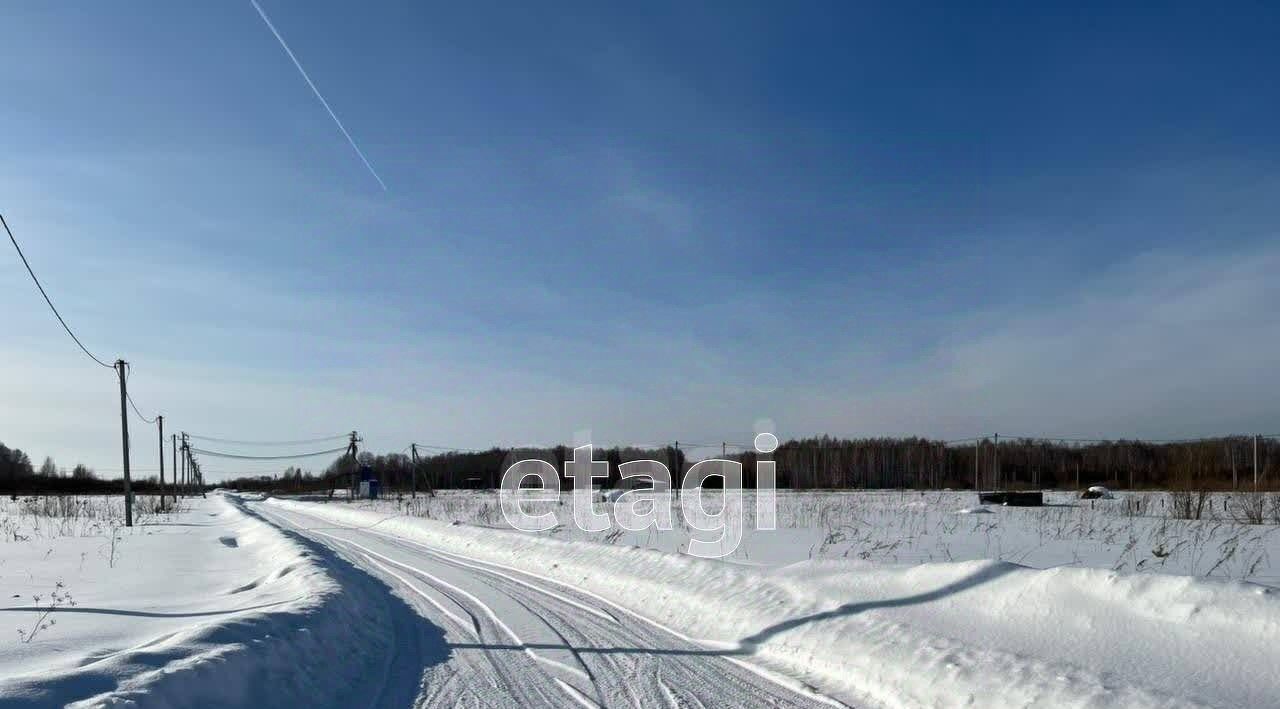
(410, 443, 417, 498)
(1254, 434, 1260, 490)
(157, 415, 165, 511)
(722, 442, 726, 458)
(183, 443, 202, 498)
(346, 431, 361, 499)
(410, 443, 435, 498)
(974, 439, 980, 491)
(181, 432, 189, 497)
(186, 448, 197, 497)
(171, 434, 177, 505)
(938, 442, 944, 489)
(993, 433, 1000, 491)
(115, 360, 133, 527)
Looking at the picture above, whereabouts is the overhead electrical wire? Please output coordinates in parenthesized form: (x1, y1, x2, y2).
(995, 434, 1227, 444)
(411, 443, 483, 453)
(188, 434, 349, 446)
(2, 212, 113, 369)
(122, 363, 157, 424)
(127, 395, 156, 424)
(189, 445, 350, 461)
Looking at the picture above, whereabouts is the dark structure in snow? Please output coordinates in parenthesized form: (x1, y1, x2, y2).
(978, 491, 1045, 506)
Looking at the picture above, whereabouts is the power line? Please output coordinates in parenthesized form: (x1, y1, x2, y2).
(996, 433, 1237, 444)
(189, 445, 349, 461)
(122, 364, 157, 424)
(411, 443, 483, 453)
(188, 433, 349, 446)
(2, 212, 113, 369)
(127, 395, 156, 424)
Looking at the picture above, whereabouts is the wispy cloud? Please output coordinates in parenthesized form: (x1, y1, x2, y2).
(249, 0, 387, 191)
(780, 239, 1280, 440)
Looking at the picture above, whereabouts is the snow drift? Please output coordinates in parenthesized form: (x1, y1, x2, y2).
(0, 495, 429, 708)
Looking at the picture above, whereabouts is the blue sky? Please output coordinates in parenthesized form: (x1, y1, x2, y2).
(3, 2, 1279, 479)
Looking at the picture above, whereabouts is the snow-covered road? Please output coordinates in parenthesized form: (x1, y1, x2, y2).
(249, 500, 841, 708)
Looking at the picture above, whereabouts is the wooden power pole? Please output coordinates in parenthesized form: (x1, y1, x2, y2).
(171, 433, 178, 505)
(974, 439, 980, 491)
(157, 415, 166, 511)
(1255, 434, 1260, 490)
(410, 443, 417, 498)
(993, 433, 1000, 491)
(115, 359, 133, 527)
(409, 443, 436, 498)
(346, 431, 361, 498)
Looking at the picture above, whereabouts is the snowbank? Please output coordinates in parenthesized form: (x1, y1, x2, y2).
(268, 497, 1280, 709)
(0, 494, 423, 707)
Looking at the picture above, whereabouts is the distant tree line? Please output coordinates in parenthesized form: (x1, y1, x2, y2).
(219, 466, 323, 493)
(0, 440, 182, 496)
(9, 435, 1279, 496)
(214, 436, 1280, 494)
(219, 446, 692, 494)
(734, 435, 1278, 491)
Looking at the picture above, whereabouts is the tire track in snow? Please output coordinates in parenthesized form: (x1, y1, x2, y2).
(255, 501, 845, 708)
(313, 528, 593, 683)
(255, 504, 578, 708)
(357, 526, 847, 708)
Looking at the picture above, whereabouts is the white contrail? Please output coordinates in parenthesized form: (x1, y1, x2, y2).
(250, 0, 388, 191)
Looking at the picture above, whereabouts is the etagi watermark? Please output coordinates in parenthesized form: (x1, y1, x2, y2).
(499, 433, 779, 559)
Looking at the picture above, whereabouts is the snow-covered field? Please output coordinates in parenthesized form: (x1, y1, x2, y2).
(3, 490, 1279, 707)
(373, 489, 1280, 586)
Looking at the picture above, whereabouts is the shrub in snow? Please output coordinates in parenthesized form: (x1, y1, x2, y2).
(16, 581, 74, 644)
(1081, 486, 1114, 500)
